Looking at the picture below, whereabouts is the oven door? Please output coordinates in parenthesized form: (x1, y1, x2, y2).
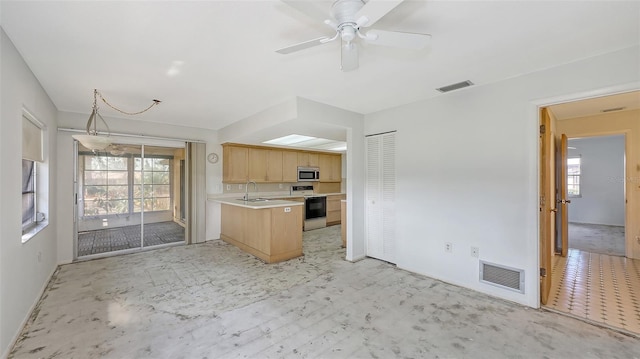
(305, 196, 326, 219)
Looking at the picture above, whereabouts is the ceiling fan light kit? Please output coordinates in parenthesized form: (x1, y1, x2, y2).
(277, 0, 431, 71)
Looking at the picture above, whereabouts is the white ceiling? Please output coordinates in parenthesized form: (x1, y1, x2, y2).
(1, 1, 639, 134)
(550, 91, 640, 120)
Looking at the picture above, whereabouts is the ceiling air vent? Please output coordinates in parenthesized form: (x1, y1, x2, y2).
(436, 80, 474, 93)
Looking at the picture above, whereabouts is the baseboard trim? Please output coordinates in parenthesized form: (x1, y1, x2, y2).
(1, 265, 58, 359)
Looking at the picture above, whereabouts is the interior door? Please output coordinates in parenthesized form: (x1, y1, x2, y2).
(365, 132, 396, 263)
(539, 108, 556, 305)
(559, 134, 570, 257)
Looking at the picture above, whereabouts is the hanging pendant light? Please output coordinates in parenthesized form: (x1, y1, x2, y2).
(72, 89, 161, 151)
(73, 89, 112, 150)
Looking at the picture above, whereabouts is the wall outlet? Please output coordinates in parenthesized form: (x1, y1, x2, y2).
(471, 246, 479, 258)
(238, 184, 243, 190)
(445, 242, 453, 253)
(279, 183, 283, 189)
(226, 184, 231, 191)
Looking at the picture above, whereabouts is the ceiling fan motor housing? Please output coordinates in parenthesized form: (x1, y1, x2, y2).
(331, 0, 366, 42)
(331, 0, 365, 22)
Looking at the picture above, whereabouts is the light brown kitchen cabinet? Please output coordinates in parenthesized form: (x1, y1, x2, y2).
(326, 194, 345, 226)
(282, 151, 298, 182)
(249, 148, 283, 182)
(220, 203, 303, 263)
(223, 145, 248, 183)
(319, 153, 342, 182)
(223, 143, 342, 185)
(267, 150, 283, 182)
(298, 152, 319, 167)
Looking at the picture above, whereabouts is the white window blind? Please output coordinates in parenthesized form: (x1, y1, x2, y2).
(22, 115, 43, 162)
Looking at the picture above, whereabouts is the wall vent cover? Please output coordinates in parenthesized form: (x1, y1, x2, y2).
(436, 80, 474, 93)
(479, 261, 525, 293)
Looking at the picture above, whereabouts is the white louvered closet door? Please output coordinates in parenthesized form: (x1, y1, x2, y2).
(365, 132, 396, 263)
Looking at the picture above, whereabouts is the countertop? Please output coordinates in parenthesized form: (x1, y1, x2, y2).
(213, 197, 304, 209)
(208, 192, 345, 202)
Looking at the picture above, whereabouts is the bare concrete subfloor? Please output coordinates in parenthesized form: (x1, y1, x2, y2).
(569, 222, 625, 257)
(10, 226, 640, 358)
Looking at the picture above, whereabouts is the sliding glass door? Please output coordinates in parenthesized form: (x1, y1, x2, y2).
(76, 142, 186, 258)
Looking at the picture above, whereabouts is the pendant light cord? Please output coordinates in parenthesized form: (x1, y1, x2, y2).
(96, 90, 161, 116)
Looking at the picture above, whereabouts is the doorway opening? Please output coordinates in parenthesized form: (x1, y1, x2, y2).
(538, 91, 640, 336)
(75, 143, 186, 258)
(566, 135, 625, 257)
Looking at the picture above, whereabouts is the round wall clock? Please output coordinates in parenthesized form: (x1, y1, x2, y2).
(207, 152, 219, 164)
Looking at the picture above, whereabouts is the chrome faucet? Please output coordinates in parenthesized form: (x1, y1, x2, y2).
(243, 181, 257, 201)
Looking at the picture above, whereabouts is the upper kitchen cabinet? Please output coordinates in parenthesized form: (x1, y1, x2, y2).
(248, 148, 283, 182)
(298, 152, 319, 167)
(282, 151, 298, 182)
(319, 153, 342, 182)
(223, 143, 342, 184)
(223, 144, 248, 183)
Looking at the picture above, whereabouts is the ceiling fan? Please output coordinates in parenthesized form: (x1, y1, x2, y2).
(276, 0, 431, 71)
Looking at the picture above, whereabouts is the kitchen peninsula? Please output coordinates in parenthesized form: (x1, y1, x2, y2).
(216, 198, 304, 263)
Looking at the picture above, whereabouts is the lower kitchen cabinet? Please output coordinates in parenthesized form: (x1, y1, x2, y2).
(326, 194, 345, 226)
(220, 203, 303, 263)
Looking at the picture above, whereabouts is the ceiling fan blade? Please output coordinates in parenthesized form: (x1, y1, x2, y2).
(341, 42, 358, 72)
(365, 29, 431, 49)
(282, 0, 332, 23)
(276, 37, 331, 54)
(356, 0, 404, 28)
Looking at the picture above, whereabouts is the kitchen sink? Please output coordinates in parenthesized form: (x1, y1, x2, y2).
(236, 198, 270, 202)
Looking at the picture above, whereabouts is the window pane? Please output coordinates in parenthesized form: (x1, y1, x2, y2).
(84, 185, 107, 200)
(143, 172, 153, 184)
(154, 185, 170, 197)
(108, 157, 128, 170)
(143, 158, 154, 171)
(152, 172, 169, 184)
(153, 198, 170, 211)
(22, 160, 36, 229)
(85, 171, 107, 185)
(22, 193, 35, 228)
(133, 199, 142, 212)
(134, 158, 142, 171)
(134, 171, 142, 184)
(107, 185, 128, 200)
(143, 198, 153, 212)
(133, 184, 142, 198)
(22, 160, 35, 192)
(107, 171, 128, 185)
(85, 156, 107, 170)
(153, 158, 170, 171)
(107, 200, 128, 214)
(143, 184, 153, 197)
(84, 199, 107, 216)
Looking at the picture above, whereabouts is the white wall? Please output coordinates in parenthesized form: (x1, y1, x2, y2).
(568, 135, 625, 226)
(0, 29, 59, 358)
(364, 45, 639, 308)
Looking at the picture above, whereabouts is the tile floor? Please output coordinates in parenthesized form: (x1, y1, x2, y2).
(10, 226, 640, 358)
(547, 248, 640, 336)
(78, 221, 185, 256)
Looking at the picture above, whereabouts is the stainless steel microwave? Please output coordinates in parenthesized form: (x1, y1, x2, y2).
(297, 166, 320, 182)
